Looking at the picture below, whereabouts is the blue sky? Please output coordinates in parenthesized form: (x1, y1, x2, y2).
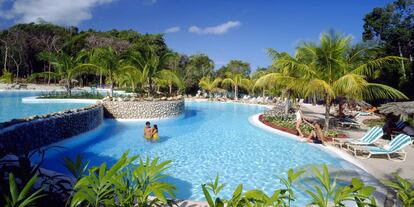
(0, 0, 393, 70)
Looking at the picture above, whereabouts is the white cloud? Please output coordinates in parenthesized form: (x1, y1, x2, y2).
(0, 0, 115, 26)
(164, 26, 180, 33)
(188, 21, 241, 35)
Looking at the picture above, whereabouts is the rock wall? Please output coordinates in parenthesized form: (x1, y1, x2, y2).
(102, 99, 185, 119)
(0, 105, 103, 154)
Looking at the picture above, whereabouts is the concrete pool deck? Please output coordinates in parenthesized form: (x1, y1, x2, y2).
(300, 103, 414, 181)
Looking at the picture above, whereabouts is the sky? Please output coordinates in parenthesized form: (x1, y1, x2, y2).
(0, 0, 393, 70)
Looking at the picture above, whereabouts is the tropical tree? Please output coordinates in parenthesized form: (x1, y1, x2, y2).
(37, 51, 56, 85)
(115, 65, 144, 92)
(127, 49, 173, 96)
(77, 47, 123, 97)
(29, 52, 83, 95)
(198, 76, 222, 97)
(156, 69, 185, 95)
(183, 54, 214, 93)
(222, 73, 251, 101)
(283, 31, 408, 130)
(255, 50, 307, 114)
(216, 60, 251, 78)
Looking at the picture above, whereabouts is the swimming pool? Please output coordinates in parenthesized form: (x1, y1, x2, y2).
(36, 101, 376, 205)
(0, 91, 90, 122)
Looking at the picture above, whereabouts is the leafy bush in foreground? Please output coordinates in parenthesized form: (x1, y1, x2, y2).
(382, 173, 414, 207)
(70, 151, 176, 207)
(202, 165, 377, 207)
(3, 173, 44, 207)
(1, 149, 413, 207)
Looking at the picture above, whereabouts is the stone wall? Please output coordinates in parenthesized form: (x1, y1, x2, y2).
(0, 105, 103, 154)
(102, 99, 185, 119)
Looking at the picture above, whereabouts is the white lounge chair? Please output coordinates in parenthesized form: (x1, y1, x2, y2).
(354, 134, 412, 162)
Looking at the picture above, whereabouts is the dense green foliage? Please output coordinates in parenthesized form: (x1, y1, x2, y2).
(3, 173, 44, 207)
(39, 91, 104, 99)
(202, 165, 378, 207)
(70, 151, 176, 207)
(363, 0, 414, 98)
(382, 173, 414, 207)
(0, 23, 214, 95)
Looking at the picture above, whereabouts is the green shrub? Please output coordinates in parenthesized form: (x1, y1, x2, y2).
(202, 164, 377, 207)
(202, 169, 305, 207)
(0, 70, 13, 84)
(70, 151, 176, 207)
(382, 173, 414, 207)
(39, 91, 104, 99)
(4, 173, 44, 207)
(264, 115, 313, 135)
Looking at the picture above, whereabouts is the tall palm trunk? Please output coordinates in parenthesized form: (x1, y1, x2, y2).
(110, 82, 114, 97)
(3, 42, 8, 71)
(234, 85, 239, 101)
(148, 77, 154, 96)
(99, 71, 103, 86)
(15, 65, 19, 83)
(47, 63, 51, 85)
(284, 90, 291, 115)
(312, 93, 317, 106)
(66, 80, 72, 96)
(324, 96, 331, 132)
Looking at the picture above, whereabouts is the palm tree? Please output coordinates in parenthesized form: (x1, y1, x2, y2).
(255, 50, 307, 114)
(116, 65, 144, 92)
(156, 70, 185, 95)
(37, 51, 55, 85)
(221, 73, 251, 101)
(286, 31, 407, 130)
(198, 76, 222, 97)
(77, 47, 123, 97)
(128, 49, 172, 96)
(29, 52, 84, 95)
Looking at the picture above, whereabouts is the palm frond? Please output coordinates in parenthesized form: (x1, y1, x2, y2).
(333, 73, 367, 100)
(352, 56, 404, 77)
(363, 83, 408, 101)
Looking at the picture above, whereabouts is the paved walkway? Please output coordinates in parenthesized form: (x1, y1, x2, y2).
(301, 103, 414, 181)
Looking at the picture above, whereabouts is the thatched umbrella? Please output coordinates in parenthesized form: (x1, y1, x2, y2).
(378, 101, 414, 120)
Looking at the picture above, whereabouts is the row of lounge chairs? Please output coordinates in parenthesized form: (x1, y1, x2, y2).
(336, 112, 375, 129)
(332, 126, 412, 162)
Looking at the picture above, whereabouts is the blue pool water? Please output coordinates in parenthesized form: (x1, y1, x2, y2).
(35, 101, 374, 204)
(0, 91, 89, 122)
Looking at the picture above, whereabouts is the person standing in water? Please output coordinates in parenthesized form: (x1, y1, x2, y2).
(144, 121, 153, 140)
(151, 124, 159, 142)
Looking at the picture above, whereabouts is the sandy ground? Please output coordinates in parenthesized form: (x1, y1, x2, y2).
(0, 83, 65, 91)
(301, 103, 414, 181)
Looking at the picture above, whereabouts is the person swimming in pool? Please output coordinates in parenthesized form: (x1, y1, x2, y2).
(151, 124, 159, 142)
(144, 121, 152, 140)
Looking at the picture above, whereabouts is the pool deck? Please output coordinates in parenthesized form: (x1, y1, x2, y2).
(300, 103, 414, 181)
